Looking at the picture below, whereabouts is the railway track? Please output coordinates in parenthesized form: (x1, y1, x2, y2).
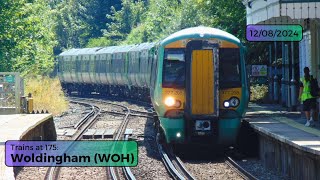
(67, 97, 136, 180)
(156, 133, 195, 180)
(107, 101, 135, 180)
(71, 98, 138, 180)
(156, 130, 258, 180)
(45, 100, 101, 180)
(225, 155, 258, 180)
(157, 142, 258, 180)
(48, 96, 258, 180)
(45, 98, 140, 180)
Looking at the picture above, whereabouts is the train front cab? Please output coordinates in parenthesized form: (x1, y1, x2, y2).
(156, 27, 248, 146)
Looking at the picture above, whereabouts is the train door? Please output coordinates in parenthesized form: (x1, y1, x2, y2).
(185, 40, 219, 137)
(191, 50, 214, 115)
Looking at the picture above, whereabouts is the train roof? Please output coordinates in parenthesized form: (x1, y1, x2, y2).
(76, 47, 103, 55)
(59, 48, 81, 56)
(111, 45, 136, 53)
(128, 42, 155, 52)
(95, 46, 118, 54)
(160, 26, 242, 47)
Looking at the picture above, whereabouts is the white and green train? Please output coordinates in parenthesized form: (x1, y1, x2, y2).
(58, 26, 249, 145)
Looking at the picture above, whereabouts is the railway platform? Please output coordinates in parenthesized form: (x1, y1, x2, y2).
(244, 103, 320, 180)
(0, 114, 56, 180)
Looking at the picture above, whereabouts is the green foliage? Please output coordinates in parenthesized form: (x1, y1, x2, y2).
(87, 37, 113, 47)
(103, 0, 247, 45)
(0, 0, 122, 76)
(54, 0, 91, 51)
(200, 0, 246, 40)
(53, 0, 121, 52)
(104, 0, 147, 45)
(0, 0, 249, 77)
(0, 0, 57, 76)
(250, 84, 269, 102)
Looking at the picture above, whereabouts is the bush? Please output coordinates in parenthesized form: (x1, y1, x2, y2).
(250, 84, 269, 103)
(25, 76, 68, 116)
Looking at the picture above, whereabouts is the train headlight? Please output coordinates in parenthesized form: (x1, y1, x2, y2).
(165, 96, 175, 107)
(164, 96, 181, 108)
(176, 132, 181, 138)
(229, 97, 240, 107)
(223, 97, 240, 108)
(223, 101, 230, 108)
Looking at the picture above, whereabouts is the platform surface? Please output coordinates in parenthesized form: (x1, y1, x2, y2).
(0, 114, 52, 180)
(245, 103, 320, 155)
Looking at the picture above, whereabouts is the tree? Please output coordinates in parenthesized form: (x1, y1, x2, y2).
(54, 0, 91, 53)
(0, 0, 57, 76)
(103, 0, 246, 45)
(54, 0, 122, 52)
(103, 0, 147, 45)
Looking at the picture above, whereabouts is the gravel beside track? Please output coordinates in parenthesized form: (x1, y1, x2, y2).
(56, 104, 124, 179)
(15, 167, 48, 180)
(15, 103, 89, 180)
(54, 103, 89, 128)
(126, 115, 171, 179)
(91, 114, 123, 130)
(58, 167, 107, 179)
(236, 158, 289, 180)
(184, 160, 243, 180)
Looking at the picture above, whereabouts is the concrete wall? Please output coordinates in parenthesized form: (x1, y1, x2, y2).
(259, 134, 320, 179)
(20, 116, 57, 141)
(13, 116, 56, 177)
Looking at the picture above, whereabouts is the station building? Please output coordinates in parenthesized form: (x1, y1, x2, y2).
(243, 0, 320, 109)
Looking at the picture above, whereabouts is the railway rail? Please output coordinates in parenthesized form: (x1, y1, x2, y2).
(156, 129, 258, 180)
(47, 96, 258, 180)
(45, 98, 140, 180)
(225, 155, 258, 180)
(71, 97, 137, 180)
(45, 100, 101, 180)
(156, 133, 196, 180)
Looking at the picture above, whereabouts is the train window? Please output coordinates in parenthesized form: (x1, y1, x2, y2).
(89, 58, 94, 73)
(81, 56, 86, 72)
(95, 56, 100, 73)
(59, 57, 63, 72)
(76, 57, 80, 72)
(162, 49, 185, 88)
(151, 53, 158, 89)
(219, 48, 241, 88)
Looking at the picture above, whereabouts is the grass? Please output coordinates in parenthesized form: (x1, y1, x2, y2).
(250, 84, 269, 103)
(25, 76, 69, 116)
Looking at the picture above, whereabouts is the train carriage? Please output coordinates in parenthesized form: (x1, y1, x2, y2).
(139, 43, 155, 88)
(146, 43, 156, 88)
(58, 48, 80, 83)
(58, 26, 248, 146)
(95, 46, 117, 85)
(111, 45, 134, 86)
(77, 48, 102, 84)
(128, 44, 144, 87)
(127, 42, 156, 88)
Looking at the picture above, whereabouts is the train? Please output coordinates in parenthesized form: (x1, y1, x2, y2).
(57, 26, 249, 146)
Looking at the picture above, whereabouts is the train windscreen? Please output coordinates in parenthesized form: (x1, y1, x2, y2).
(219, 48, 241, 88)
(162, 49, 185, 88)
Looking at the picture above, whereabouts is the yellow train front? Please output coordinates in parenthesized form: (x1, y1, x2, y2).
(151, 26, 249, 145)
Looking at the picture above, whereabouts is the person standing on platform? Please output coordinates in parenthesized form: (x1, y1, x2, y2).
(299, 67, 316, 127)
